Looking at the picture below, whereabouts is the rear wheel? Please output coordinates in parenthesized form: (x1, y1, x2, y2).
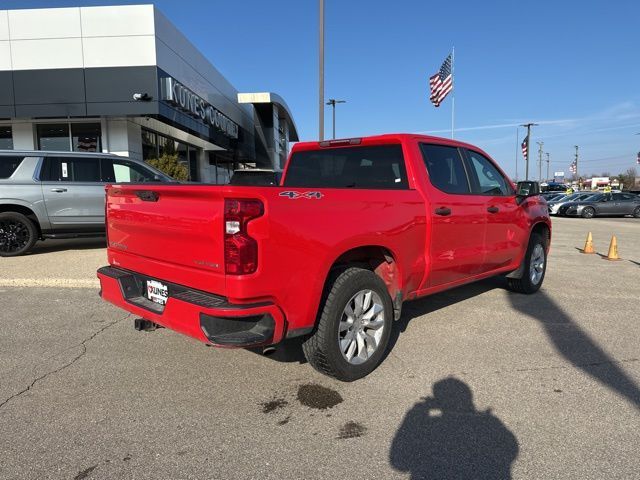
(0, 212, 37, 257)
(633, 206, 640, 218)
(507, 232, 547, 294)
(581, 207, 595, 218)
(302, 267, 393, 381)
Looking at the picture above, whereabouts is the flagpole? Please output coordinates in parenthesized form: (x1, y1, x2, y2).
(515, 127, 519, 181)
(451, 46, 455, 139)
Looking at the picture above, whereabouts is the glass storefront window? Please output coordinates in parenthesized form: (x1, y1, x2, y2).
(0, 126, 12, 149)
(72, 123, 101, 152)
(141, 128, 199, 182)
(37, 124, 70, 151)
(37, 123, 101, 152)
(142, 129, 157, 161)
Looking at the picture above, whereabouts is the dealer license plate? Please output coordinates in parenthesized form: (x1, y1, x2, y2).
(146, 280, 168, 306)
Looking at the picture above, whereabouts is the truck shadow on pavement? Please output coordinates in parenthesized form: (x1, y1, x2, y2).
(394, 277, 640, 410)
(507, 288, 640, 410)
(390, 377, 519, 480)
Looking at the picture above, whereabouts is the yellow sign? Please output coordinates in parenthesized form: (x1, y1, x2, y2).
(604, 186, 612, 193)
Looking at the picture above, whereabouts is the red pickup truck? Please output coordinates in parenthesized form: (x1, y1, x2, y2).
(98, 134, 550, 381)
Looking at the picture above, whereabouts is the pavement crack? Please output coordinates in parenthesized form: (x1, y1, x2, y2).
(0, 314, 129, 411)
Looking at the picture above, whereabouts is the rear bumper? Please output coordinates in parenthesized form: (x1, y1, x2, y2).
(97, 266, 286, 347)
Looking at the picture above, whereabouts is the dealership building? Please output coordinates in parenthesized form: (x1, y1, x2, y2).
(0, 5, 298, 182)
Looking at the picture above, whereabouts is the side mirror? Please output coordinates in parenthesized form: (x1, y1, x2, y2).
(516, 181, 540, 196)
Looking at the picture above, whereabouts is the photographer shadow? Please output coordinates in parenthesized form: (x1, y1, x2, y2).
(390, 377, 519, 480)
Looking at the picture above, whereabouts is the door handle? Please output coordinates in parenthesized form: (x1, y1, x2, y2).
(487, 206, 500, 213)
(435, 207, 451, 216)
(50, 188, 67, 193)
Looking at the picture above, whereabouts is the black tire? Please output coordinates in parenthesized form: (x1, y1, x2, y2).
(0, 212, 38, 257)
(633, 206, 640, 219)
(507, 232, 547, 294)
(581, 207, 595, 219)
(302, 267, 393, 382)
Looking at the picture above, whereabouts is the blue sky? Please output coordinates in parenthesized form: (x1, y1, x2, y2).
(4, 0, 640, 178)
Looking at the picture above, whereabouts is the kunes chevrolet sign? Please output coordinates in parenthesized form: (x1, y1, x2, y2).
(160, 77, 239, 139)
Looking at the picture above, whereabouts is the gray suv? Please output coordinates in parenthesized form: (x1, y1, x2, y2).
(0, 150, 173, 256)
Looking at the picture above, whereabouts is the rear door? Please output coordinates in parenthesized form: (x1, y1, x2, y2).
(40, 155, 105, 230)
(419, 143, 488, 287)
(463, 149, 524, 271)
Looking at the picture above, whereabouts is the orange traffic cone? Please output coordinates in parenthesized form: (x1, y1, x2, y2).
(581, 232, 595, 254)
(602, 235, 622, 261)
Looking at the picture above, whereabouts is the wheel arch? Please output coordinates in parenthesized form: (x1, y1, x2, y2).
(506, 221, 551, 280)
(0, 204, 42, 237)
(323, 245, 403, 320)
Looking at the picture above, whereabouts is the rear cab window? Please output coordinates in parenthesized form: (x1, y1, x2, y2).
(0, 156, 25, 179)
(283, 144, 408, 189)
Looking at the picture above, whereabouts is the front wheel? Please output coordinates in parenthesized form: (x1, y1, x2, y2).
(302, 267, 393, 381)
(0, 212, 38, 257)
(507, 233, 547, 294)
(633, 206, 640, 218)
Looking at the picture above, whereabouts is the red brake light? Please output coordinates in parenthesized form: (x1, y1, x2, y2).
(224, 198, 264, 274)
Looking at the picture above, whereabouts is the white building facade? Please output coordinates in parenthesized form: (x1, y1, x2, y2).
(0, 5, 298, 182)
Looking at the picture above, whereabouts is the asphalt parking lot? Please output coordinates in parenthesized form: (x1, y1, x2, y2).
(1, 217, 639, 480)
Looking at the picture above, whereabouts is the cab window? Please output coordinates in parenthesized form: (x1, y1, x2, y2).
(101, 159, 161, 183)
(0, 156, 24, 179)
(40, 156, 101, 182)
(466, 150, 513, 196)
(419, 144, 470, 194)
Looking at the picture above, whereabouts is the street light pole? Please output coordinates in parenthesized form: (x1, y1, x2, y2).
(326, 99, 346, 139)
(545, 152, 550, 181)
(318, 0, 324, 141)
(520, 123, 538, 180)
(536, 141, 544, 182)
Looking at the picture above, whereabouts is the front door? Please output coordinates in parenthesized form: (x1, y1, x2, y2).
(419, 143, 488, 288)
(464, 149, 526, 270)
(40, 156, 106, 231)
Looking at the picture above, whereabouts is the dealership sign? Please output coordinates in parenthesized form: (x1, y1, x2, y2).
(161, 77, 239, 139)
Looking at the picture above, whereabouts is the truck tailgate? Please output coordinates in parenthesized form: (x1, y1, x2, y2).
(105, 184, 226, 293)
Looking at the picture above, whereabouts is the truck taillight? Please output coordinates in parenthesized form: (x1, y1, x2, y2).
(224, 198, 264, 275)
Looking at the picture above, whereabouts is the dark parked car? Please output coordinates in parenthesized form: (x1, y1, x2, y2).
(228, 169, 281, 186)
(541, 182, 568, 193)
(557, 192, 640, 218)
(547, 192, 598, 215)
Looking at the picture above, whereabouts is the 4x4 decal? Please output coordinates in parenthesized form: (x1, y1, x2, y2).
(279, 191, 324, 199)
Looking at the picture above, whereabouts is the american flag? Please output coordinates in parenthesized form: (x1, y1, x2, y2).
(569, 160, 577, 174)
(429, 53, 453, 107)
(521, 136, 528, 159)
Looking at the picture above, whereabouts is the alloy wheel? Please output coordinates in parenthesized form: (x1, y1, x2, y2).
(0, 219, 31, 254)
(338, 289, 385, 365)
(530, 244, 545, 285)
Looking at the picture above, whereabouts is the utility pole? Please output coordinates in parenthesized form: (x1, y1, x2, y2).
(326, 99, 346, 139)
(318, 0, 325, 141)
(520, 123, 538, 180)
(545, 152, 550, 181)
(536, 141, 544, 182)
(574, 145, 579, 188)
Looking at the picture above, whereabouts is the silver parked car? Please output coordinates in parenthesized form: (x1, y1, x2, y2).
(0, 150, 173, 256)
